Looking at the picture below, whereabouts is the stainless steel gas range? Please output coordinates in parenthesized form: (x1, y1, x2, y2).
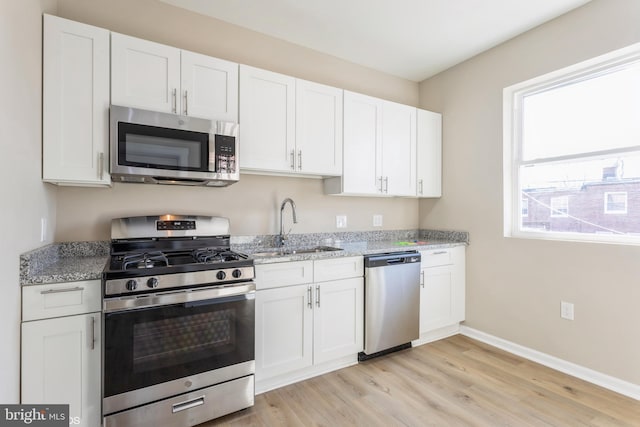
(102, 215, 255, 427)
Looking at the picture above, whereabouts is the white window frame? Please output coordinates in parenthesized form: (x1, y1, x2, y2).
(504, 42, 640, 245)
(549, 196, 569, 218)
(604, 191, 628, 214)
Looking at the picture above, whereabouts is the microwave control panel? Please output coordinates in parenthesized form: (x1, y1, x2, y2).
(215, 135, 236, 173)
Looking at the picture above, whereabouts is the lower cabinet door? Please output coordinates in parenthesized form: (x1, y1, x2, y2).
(21, 313, 101, 427)
(255, 285, 313, 380)
(313, 277, 364, 364)
(420, 263, 465, 333)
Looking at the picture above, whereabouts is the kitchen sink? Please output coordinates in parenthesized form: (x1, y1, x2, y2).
(251, 246, 343, 257)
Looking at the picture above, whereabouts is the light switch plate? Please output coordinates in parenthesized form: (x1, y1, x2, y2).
(560, 301, 574, 320)
(373, 214, 383, 227)
(336, 215, 347, 229)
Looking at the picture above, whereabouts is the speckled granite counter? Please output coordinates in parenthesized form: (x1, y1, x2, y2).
(20, 241, 109, 286)
(233, 229, 468, 264)
(19, 229, 468, 284)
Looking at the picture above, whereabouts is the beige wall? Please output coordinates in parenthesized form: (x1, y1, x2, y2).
(53, 0, 419, 242)
(419, 0, 640, 385)
(0, 0, 58, 403)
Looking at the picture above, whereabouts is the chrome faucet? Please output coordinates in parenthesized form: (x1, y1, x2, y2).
(277, 198, 298, 247)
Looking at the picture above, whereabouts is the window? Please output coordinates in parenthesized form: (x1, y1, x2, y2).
(550, 196, 569, 217)
(605, 192, 628, 214)
(504, 42, 640, 244)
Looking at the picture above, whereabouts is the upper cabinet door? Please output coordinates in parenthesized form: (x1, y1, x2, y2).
(239, 65, 296, 172)
(382, 101, 417, 196)
(180, 50, 238, 121)
(42, 14, 110, 186)
(295, 79, 343, 176)
(417, 109, 442, 197)
(111, 33, 180, 113)
(342, 91, 383, 194)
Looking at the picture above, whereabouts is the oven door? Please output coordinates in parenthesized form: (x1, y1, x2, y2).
(103, 283, 255, 415)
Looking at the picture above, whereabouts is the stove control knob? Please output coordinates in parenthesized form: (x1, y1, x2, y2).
(147, 278, 159, 288)
(232, 269, 242, 279)
(126, 280, 138, 291)
(216, 271, 226, 281)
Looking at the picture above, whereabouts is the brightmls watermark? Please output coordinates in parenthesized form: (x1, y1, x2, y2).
(0, 405, 68, 426)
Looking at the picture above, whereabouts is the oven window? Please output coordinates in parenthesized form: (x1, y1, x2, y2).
(118, 122, 209, 171)
(104, 295, 254, 398)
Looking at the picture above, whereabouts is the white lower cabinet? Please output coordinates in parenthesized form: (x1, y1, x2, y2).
(414, 246, 466, 345)
(255, 256, 363, 393)
(21, 281, 101, 427)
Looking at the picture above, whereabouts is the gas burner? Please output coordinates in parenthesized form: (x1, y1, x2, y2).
(122, 251, 169, 270)
(193, 248, 247, 264)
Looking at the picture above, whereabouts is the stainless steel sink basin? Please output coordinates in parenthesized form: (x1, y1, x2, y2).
(251, 246, 343, 257)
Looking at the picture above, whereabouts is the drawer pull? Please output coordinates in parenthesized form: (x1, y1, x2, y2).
(40, 286, 84, 295)
(172, 395, 205, 413)
(432, 251, 448, 255)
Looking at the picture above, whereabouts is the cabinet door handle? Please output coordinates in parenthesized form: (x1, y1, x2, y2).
(184, 90, 188, 115)
(418, 179, 424, 195)
(98, 152, 104, 180)
(384, 176, 389, 193)
(420, 271, 425, 288)
(40, 286, 84, 295)
(90, 316, 96, 350)
(307, 285, 312, 309)
(172, 88, 177, 113)
(377, 176, 384, 193)
(316, 285, 320, 308)
(298, 150, 302, 170)
(290, 150, 296, 170)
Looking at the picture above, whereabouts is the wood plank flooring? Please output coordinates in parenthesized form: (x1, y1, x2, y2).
(201, 335, 640, 426)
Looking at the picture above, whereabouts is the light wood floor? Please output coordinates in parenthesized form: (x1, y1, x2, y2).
(202, 335, 639, 426)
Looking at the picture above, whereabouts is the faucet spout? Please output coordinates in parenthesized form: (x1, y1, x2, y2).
(278, 198, 298, 247)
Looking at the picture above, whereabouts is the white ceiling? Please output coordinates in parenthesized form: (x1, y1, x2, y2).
(159, 0, 592, 82)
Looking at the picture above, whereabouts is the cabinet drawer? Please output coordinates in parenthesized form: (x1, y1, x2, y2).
(314, 256, 363, 282)
(256, 261, 313, 290)
(22, 280, 101, 321)
(420, 248, 453, 268)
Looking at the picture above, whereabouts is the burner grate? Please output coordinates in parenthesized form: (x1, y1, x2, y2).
(193, 248, 247, 264)
(122, 251, 170, 270)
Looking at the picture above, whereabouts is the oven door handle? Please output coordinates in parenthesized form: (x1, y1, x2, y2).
(103, 282, 256, 313)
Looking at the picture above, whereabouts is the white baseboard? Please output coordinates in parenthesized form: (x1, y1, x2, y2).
(460, 326, 640, 401)
(412, 324, 460, 347)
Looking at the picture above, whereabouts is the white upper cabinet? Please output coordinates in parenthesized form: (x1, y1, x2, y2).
(180, 50, 238, 122)
(417, 109, 442, 197)
(42, 14, 110, 186)
(239, 66, 343, 176)
(111, 33, 238, 121)
(295, 79, 343, 176)
(382, 100, 417, 196)
(111, 33, 180, 114)
(325, 91, 417, 196)
(239, 65, 296, 172)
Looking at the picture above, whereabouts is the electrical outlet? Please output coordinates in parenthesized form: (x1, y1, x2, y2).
(373, 214, 383, 227)
(336, 215, 347, 229)
(40, 218, 47, 242)
(560, 301, 574, 320)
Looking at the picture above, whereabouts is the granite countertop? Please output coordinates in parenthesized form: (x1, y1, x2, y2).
(19, 229, 468, 285)
(20, 241, 109, 286)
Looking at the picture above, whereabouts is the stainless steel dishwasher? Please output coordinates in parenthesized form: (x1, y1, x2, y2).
(360, 251, 421, 360)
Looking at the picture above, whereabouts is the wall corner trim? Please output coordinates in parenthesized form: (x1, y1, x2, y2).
(460, 326, 640, 401)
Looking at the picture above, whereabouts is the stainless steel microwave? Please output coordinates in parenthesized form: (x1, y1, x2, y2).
(110, 105, 239, 187)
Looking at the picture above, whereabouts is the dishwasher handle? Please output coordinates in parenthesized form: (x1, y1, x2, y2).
(364, 251, 421, 268)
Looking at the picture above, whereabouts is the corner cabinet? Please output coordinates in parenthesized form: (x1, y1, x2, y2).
(111, 32, 238, 121)
(417, 109, 442, 197)
(254, 257, 363, 393)
(413, 246, 466, 346)
(42, 14, 110, 186)
(21, 281, 102, 427)
(324, 91, 417, 196)
(239, 65, 343, 177)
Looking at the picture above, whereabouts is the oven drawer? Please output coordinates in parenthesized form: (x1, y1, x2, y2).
(22, 280, 101, 321)
(103, 375, 254, 427)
